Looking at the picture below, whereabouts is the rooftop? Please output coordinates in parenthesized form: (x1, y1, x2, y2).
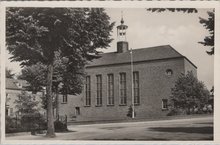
(86, 45, 196, 68)
(6, 78, 29, 90)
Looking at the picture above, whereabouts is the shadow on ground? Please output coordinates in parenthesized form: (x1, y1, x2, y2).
(149, 126, 213, 134)
(100, 127, 125, 130)
(195, 122, 213, 125)
(91, 137, 213, 141)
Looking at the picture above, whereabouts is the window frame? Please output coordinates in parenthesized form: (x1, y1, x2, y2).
(119, 72, 127, 105)
(107, 74, 114, 106)
(62, 94, 68, 104)
(133, 71, 140, 105)
(162, 99, 168, 110)
(96, 74, 102, 106)
(75, 107, 80, 115)
(166, 69, 173, 76)
(85, 76, 91, 106)
(10, 108, 13, 116)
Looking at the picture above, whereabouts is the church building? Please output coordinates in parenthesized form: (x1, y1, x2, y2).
(58, 18, 197, 122)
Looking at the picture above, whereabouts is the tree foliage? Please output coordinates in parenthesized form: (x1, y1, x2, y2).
(199, 11, 214, 55)
(210, 86, 214, 96)
(171, 71, 210, 111)
(15, 91, 40, 115)
(6, 7, 114, 137)
(18, 52, 86, 110)
(18, 63, 47, 93)
(147, 8, 198, 13)
(14, 91, 46, 134)
(146, 8, 214, 55)
(6, 8, 114, 66)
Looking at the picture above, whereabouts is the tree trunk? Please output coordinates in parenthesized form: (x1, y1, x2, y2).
(56, 87, 59, 119)
(46, 63, 55, 137)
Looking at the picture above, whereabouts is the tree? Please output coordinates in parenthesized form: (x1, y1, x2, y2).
(6, 8, 114, 137)
(15, 91, 39, 115)
(6, 68, 15, 78)
(14, 91, 45, 134)
(18, 52, 86, 117)
(146, 8, 214, 55)
(171, 71, 210, 114)
(210, 86, 214, 96)
(209, 86, 214, 107)
(199, 11, 214, 55)
(17, 63, 47, 94)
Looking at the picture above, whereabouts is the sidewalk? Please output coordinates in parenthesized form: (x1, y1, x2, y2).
(68, 113, 213, 125)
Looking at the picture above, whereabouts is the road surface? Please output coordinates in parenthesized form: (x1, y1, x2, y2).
(6, 116, 213, 141)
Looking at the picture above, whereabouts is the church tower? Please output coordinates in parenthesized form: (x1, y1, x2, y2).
(117, 14, 128, 53)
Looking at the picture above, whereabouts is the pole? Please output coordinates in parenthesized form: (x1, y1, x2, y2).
(130, 48, 135, 118)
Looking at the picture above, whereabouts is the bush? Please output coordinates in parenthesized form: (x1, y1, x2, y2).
(5, 116, 23, 133)
(167, 108, 178, 116)
(167, 107, 188, 116)
(6, 113, 46, 134)
(127, 106, 136, 118)
(167, 105, 213, 116)
(171, 71, 210, 112)
(6, 116, 14, 132)
(54, 120, 68, 132)
(21, 113, 46, 132)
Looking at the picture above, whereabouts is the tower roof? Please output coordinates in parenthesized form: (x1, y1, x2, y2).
(121, 17, 124, 24)
(117, 13, 128, 30)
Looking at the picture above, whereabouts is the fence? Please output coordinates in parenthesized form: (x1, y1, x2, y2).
(55, 115, 68, 132)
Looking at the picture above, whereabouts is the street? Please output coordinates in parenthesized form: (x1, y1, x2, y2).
(6, 116, 213, 141)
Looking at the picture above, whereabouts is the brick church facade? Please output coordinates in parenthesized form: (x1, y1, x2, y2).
(58, 18, 197, 122)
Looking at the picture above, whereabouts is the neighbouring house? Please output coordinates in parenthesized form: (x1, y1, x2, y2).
(5, 78, 45, 117)
(57, 18, 197, 122)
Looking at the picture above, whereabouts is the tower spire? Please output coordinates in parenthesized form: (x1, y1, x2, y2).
(121, 11, 124, 24)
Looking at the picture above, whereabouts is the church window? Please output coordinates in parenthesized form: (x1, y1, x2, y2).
(119, 73, 127, 105)
(96, 75, 102, 106)
(107, 74, 114, 105)
(133, 71, 140, 105)
(85, 76, 91, 106)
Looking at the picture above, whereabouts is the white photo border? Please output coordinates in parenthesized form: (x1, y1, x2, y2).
(1, 0, 220, 144)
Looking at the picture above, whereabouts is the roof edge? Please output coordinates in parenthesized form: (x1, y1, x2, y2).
(86, 56, 185, 68)
(183, 56, 197, 69)
(93, 45, 180, 56)
(167, 45, 197, 69)
(166, 45, 184, 57)
(6, 87, 25, 91)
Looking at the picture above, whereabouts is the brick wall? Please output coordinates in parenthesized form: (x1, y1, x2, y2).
(58, 94, 83, 122)
(59, 57, 198, 122)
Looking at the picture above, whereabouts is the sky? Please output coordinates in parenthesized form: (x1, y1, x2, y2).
(6, 8, 214, 89)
